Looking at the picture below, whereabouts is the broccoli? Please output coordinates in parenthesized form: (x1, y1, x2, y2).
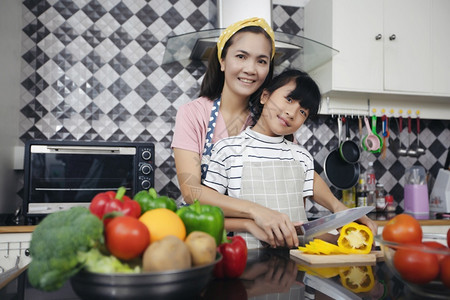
(27, 206, 104, 291)
(78, 248, 140, 274)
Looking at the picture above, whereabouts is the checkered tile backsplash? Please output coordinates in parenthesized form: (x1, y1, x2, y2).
(20, 0, 449, 211)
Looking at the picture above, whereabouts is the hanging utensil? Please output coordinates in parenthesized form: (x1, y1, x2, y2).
(339, 117, 361, 164)
(370, 115, 383, 153)
(416, 116, 425, 156)
(407, 116, 417, 156)
(324, 117, 360, 190)
(358, 116, 363, 152)
(381, 115, 389, 159)
(358, 116, 363, 137)
(397, 116, 407, 156)
(362, 116, 380, 152)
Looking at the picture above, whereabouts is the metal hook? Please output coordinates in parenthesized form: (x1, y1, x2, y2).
(4, 242, 9, 258)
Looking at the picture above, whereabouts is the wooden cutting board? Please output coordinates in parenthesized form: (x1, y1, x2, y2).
(290, 250, 383, 266)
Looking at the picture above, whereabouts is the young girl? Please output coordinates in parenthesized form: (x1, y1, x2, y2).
(172, 18, 376, 248)
(203, 69, 321, 248)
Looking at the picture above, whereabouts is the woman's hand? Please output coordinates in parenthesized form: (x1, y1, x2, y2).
(357, 215, 378, 236)
(243, 219, 269, 244)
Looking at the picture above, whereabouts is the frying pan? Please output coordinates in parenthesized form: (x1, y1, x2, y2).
(339, 117, 360, 164)
(324, 118, 360, 190)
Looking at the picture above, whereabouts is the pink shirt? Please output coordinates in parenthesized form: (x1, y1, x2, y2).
(171, 97, 252, 155)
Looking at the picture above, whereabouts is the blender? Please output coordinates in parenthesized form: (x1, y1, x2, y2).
(404, 166, 429, 217)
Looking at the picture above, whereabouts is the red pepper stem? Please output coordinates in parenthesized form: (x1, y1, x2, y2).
(220, 228, 231, 245)
(115, 186, 126, 201)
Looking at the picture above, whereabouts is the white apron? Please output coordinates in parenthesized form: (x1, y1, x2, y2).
(238, 141, 309, 249)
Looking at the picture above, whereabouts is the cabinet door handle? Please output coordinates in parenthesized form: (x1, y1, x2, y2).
(389, 34, 396, 41)
(375, 34, 382, 40)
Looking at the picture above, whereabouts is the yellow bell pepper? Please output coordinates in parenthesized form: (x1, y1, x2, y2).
(339, 265, 375, 293)
(337, 222, 373, 254)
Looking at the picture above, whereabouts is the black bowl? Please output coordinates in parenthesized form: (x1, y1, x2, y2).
(70, 254, 222, 300)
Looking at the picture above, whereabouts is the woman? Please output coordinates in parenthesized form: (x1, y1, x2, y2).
(172, 18, 376, 248)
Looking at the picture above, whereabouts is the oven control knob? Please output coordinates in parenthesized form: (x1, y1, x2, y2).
(141, 150, 152, 160)
(141, 180, 151, 190)
(141, 164, 153, 175)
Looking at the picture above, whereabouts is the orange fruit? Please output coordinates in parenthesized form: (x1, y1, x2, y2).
(139, 208, 186, 243)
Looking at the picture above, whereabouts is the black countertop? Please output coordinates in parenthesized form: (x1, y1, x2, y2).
(0, 248, 440, 300)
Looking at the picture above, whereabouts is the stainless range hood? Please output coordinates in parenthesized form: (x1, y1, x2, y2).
(162, 0, 338, 71)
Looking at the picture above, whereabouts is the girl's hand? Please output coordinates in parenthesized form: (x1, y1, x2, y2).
(250, 205, 299, 248)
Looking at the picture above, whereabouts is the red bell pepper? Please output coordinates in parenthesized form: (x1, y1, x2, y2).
(89, 187, 141, 224)
(214, 232, 247, 279)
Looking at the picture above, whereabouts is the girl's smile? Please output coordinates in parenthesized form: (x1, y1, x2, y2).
(254, 80, 309, 137)
(277, 115, 290, 127)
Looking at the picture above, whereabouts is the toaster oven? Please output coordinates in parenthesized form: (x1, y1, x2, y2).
(22, 140, 155, 221)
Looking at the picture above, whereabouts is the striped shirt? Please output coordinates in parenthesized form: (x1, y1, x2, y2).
(204, 127, 315, 199)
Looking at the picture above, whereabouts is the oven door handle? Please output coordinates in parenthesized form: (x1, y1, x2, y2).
(46, 146, 122, 153)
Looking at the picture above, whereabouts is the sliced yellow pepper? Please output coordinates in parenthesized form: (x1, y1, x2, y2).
(298, 239, 350, 254)
(297, 264, 340, 278)
(337, 222, 373, 254)
(311, 239, 350, 254)
(339, 265, 375, 293)
(305, 243, 321, 254)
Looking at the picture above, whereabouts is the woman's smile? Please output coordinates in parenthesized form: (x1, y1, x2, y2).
(238, 77, 255, 84)
(220, 31, 271, 99)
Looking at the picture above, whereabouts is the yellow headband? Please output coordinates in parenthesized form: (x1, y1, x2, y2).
(216, 17, 275, 61)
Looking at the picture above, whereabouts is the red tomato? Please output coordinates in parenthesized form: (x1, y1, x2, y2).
(423, 241, 449, 263)
(393, 247, 439, 285)
(382, 214, 422, 244)
(441, 256, 450, 288)
(105, 216, 150, 260)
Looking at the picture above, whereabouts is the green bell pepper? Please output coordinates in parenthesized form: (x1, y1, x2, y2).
(133, 188, 177, 213)
(176, 200, 224, 246)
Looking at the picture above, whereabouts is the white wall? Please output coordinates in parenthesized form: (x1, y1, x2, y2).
(0, 0, 23, 213)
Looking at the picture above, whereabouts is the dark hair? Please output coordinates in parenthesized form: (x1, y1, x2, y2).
(251, 69, 322, 123)
(199, 26, 274, 105)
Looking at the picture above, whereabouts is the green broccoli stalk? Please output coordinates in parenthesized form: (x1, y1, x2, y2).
(78, 248, 140, 274)
(28, 207, 104, 291)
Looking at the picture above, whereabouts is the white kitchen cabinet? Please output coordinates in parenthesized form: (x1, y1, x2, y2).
(305, 0, 449, 96)
(432, 0, 450, 95)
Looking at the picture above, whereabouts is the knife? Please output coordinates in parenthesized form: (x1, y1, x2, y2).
(296, 206, 374, 246)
